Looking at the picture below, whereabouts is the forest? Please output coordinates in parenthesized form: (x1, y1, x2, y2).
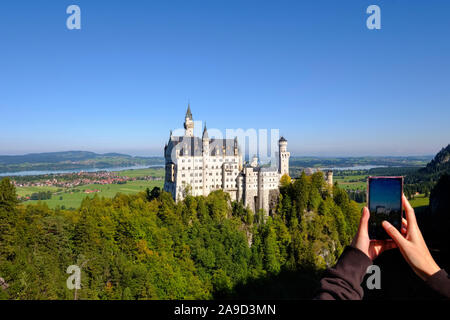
(0, 171, 360, 300)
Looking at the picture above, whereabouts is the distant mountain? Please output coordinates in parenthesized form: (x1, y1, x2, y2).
(0, 151, 133, 165)
(401, 144, 450, 195)
(420, 144, 450, 174)
(0, 151, 164, 174)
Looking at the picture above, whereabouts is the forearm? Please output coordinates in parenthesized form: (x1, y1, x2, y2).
(314, 246, 372, 300)
(425, 269, 450, 299)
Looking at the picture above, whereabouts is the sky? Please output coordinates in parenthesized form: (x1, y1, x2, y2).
(0, 0, 449, 157)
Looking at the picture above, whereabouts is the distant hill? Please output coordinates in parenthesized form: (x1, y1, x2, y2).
(420, 144, 450, 174)
(405, 145, 450, 184)
(0, 151, 164, 174)
(0, 151, 130, 165)
(392, 144, 450, 196)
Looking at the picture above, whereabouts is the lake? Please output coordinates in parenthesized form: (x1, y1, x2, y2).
(319, 165, 388, 171)
(0, 165, 164, 177)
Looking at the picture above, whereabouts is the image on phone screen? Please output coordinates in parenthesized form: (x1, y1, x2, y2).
(368, 177, 403, 240)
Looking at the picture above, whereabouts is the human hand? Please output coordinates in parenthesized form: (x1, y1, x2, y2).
(382, 194, 441, 281)
(351, 206, 397, 260)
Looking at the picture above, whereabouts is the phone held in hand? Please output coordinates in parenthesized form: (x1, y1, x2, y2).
(367, 176, 403, 240)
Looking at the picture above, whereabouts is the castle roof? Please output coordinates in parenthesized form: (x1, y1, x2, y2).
(165, 136, 240, 160)
(279, 136, 287, 142)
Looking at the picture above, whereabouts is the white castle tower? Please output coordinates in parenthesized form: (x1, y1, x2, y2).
(278, 136, 290, 176)
(202, 123, 210, 196)
(184, 104, 194, 137)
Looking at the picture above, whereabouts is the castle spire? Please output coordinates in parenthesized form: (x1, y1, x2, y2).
(186, 103, 192, 120)
(202, 122, 209, 140)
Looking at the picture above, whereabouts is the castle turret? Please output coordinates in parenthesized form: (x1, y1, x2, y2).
(278, 136, 290, 176)
(184, 103, 194, 137)
(202, 123, 209, 196)
(326, 170, 333, 186)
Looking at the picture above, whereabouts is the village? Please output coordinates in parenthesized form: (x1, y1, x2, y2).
(11, 169, 164, 202)
(12, 170, 161, 189)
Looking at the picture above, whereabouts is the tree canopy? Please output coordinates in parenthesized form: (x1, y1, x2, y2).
(0, 173, 360, 300)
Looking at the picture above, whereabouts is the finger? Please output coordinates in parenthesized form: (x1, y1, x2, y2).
(402, 194, 417, 229)
(401, 218, 408, 235)
(382, 220, 408, 248)
(402, 217, 407, 228)
(358, 207, 370, 235)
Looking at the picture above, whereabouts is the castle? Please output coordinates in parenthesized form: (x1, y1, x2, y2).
(163, 105, 290, 215)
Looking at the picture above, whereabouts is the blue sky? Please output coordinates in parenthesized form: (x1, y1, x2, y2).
(0, 0, 449, 156)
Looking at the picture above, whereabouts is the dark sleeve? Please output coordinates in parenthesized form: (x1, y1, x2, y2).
(314, 246, 372, 300)
(425, 269, 450, 299)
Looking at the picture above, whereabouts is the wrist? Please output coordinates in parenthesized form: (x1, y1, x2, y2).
(419, 260, 441, 281)
(424, 263, 441, 279)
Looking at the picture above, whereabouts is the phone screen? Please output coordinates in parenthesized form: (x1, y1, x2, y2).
(368, 177, 403, 240)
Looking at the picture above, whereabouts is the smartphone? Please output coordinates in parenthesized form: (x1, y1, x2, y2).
(367, 176, 403, 240)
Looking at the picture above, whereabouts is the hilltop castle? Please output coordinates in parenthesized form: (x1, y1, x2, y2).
(163, 105, 290, 215)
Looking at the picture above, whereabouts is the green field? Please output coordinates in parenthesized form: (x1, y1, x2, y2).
(16, 185, 60, 197)
(116, 167, 164, 178)
(409, 194, 429, 208)
(334, 174, 367, 191)
(17, 167, 165, 209)
(333, 171, 430, 213)
(20, 180, 164, 209)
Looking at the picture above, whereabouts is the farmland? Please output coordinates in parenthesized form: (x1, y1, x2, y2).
(16, 168, 164, 209)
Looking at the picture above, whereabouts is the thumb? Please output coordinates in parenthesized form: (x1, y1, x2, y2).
(358, 207, 370, 235)
(382, 221, 407, 248)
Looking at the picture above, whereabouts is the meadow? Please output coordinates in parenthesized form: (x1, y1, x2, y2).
(333, 173, 367, 191)
(116, 167, 164, 178)
(332, 170, 430, 211)
(17, 168, 164, 209)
